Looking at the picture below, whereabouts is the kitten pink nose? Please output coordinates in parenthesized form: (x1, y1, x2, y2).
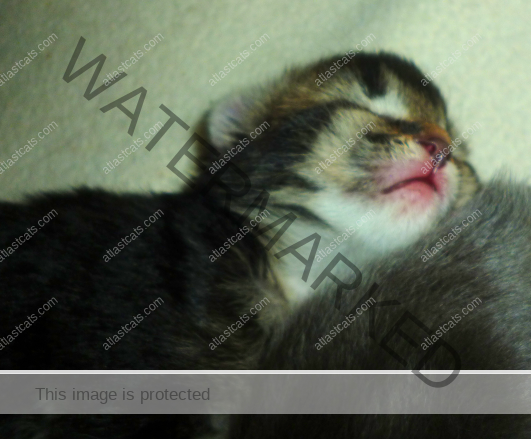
(419, 140, 437, 155)
(415, 123, 453, 160)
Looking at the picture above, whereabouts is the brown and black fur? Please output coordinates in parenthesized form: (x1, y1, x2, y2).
(203, 51, 479, 304)
(0, 52, 486, 438)
(0, 52, 479, 371)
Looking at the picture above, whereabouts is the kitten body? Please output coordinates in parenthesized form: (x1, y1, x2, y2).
(253, 180, 531, 371)
(0, 190, 282, 369)
(226, 180, 531, 438)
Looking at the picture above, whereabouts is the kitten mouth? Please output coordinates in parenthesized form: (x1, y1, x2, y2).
(382, 173, 437, 194)
(380, 159, 447, 197)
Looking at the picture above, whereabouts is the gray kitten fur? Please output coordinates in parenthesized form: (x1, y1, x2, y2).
(226, 180, 531, 438)
(257, 179, 531, 371)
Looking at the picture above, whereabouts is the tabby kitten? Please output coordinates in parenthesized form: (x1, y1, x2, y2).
(0, 52, 476, 372)
(0, 52, 486, 438)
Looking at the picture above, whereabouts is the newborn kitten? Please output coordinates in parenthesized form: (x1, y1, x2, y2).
(226, 180, 531, 438)
(249, 180, 531, 370)
(0, 52, 476, 372)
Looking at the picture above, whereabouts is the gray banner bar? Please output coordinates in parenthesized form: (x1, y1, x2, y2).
(1, 374, 529, 414)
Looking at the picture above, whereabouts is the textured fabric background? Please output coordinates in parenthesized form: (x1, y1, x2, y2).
(0, 0, 529, 201)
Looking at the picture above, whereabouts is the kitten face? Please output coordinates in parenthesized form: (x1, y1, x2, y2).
(204, 52, 479, 302)
(292, 109, 461, 253)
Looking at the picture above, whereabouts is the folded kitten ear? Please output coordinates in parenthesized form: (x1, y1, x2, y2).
(207, 89, 265, 149)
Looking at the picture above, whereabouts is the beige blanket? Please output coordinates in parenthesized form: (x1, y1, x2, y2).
(0, 0, 528, 200)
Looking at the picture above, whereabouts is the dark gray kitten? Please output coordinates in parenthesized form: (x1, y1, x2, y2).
(254, 179, 531, 371)
(227, 180, 531, 438)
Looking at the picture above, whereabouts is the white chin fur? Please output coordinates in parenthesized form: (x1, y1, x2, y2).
(276, 164, 459, 305)
(311, 163, 459, 255)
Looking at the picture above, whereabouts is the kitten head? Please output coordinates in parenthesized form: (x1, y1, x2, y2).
(202, 52, 479, 257)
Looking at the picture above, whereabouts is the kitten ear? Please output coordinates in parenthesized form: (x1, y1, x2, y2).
(207, 89, 264, 149)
